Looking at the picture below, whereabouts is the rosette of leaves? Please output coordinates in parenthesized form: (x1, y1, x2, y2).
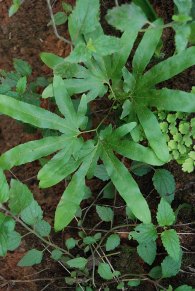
(42, 0, 195, 165)
(0, 0, 195, 232)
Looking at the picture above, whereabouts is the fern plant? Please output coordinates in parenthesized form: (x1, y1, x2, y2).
(0, 0, 195, 233)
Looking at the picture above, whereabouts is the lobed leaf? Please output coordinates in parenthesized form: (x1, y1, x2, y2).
(38, 147, 81, 188)
(142, 89, 195, 113)
(0, 135, 73, 170)
(132, 19, 163, 76)
(54, 144, 100, 231)
(68, 0, 100, 44)
(140, 47, 195, 89)
(0, 94, 75, 134)
(135, 105, 169, 163)
(101, 144, 151, 224)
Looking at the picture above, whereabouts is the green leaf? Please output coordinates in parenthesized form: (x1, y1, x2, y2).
(34, 220, 51, 237)
(152, 169, 175, 203)
(0, 230, 8, 257)
(16, 76, 27, 94)
(182, 158, 194, 173)
(48, 12, 67, 26)
(40, 52, 64, 69)
(0, 169, 9, 203)
(51, 249, 63, 261)
(132, 19, 163, 76)
(111, 28, 139, 79)
(140, 47, 195, 89)
(7, 231, 21, 251)
(174, 24, 191, 53)
(101, 145, 151, 224)
(21, 200, 43, 225)
(0, 213, 15, 233)
(0, 135, 72, 170)
(54, 145, 99, 231)
(174, 0, 192, 15)
(106, 234, 120, 251)
(157, 198, 175, 227)
(9, 4, 20, 17)
(161, 254, 182, 278)
(83, 236, 96, 245)
(98, 263, 115, 280)
(65, 238, 76, 250)
(0, 213, 15, 256)
(13, 59, 32, 76)
(42, 84, 54, 99)
(68, 0, 100, 44)
(106, 3, 147, 32)
(18, 249, 43, 266)
(111, 140, 163, 166)
(94, 164, 109, 181)
(148, 266, 162, 279)
(61, 67, 108, 102)
(103, 182, 115, 199)
(137, 241, 157, 265)
(87, 35, 121, 56)
(127, 279, 141, 287)
(38, 145, 81, 188)
(96, 206, 114, 222)
(161, 229, 180, 261)
(132, 0, 157, 21)
(62, 2, 72, 13)
(130, 161, 152, 176)
(53, 75, 78, 128)
(143, 89, 195, 113)
(8, 180, 33, 215)
(135, 105, 169, 163)
(175, 285, 193, 291)
(66, 257, 87, 269)
(129, 223, 157, 243)
(0, 94, 75, 134)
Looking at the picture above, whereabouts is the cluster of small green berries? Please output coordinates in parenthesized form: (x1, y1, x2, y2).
(158, 111, 195, 173)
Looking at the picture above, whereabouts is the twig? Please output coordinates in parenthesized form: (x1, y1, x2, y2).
(46, 0, 72, 45)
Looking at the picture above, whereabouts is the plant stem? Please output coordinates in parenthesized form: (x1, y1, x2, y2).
(46, 0, 72, 46)
(0, 205, 73, 258)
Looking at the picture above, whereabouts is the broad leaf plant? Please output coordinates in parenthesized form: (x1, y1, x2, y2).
(0, 0, 195, 232)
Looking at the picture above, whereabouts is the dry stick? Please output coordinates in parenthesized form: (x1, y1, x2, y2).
(46, 0, 72, 46)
